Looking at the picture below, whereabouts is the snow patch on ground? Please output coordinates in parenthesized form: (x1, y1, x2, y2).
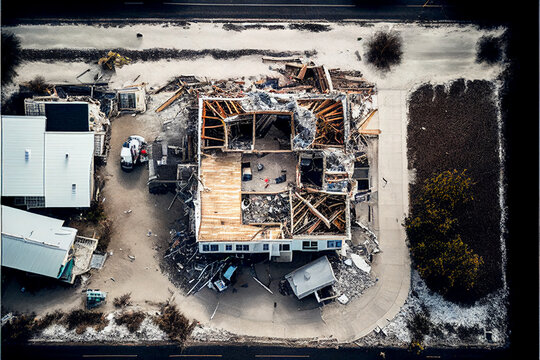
(190, 324, 234, 342)
(361, 271, 508, 347)
(32, 311, 167, 343)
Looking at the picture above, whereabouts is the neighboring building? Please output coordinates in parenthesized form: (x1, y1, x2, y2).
(194, 94, 379, 261)
(117, 85, 147, 113)
(24, 98, 111, 163)
(1, 115, 94, 208)
(1, 205, 97, 283)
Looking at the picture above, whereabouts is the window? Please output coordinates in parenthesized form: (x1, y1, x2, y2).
(279, 244, 291, 251)
(302, 241, 318, 250)
(242, 245, 250, 251)
(119, 92, 136, 109)
(236, 245, 243, 251)
(210, 244, 219, 252)
(263, 244, 269, 251)
(327, 240, 335, 248)
(225, 244, 233, 251)
(202, 244, 210, 252)
(335, 240, 342, 248)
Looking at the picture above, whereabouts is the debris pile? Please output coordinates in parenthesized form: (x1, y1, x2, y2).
(329, 244, 376, 301)
(242, 192, 290, 224)
(291, 192, 346, 235)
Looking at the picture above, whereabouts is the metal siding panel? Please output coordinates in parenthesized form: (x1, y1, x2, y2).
(44, 133, 94, 208)
(1, 234, 68, 278)
(1, 116, 46, 196)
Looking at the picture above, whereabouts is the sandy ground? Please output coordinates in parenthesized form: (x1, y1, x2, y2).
(6, 22, 505, 90)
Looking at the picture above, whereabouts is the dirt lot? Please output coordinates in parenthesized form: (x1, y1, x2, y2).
(407, 79, 502, 300)
(85, 113, 186, 312)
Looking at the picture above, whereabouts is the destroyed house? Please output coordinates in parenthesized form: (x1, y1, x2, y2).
(195, 93, 374, 261)
(1, 205, 97, 283)
(1, 115, 94, 208)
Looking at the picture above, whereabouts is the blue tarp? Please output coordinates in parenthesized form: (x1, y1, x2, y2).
(223, 266, 237, 281)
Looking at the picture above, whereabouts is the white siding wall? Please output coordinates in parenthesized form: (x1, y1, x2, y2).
(44, 132, 94, 208)
(1, 116, 46, 196)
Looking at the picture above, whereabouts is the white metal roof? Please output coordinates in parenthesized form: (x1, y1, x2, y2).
(1, 205, 77, 279)
(1, 115, 46, 196)
(44, 132, 94, 208)
(285, 256, 337, 299)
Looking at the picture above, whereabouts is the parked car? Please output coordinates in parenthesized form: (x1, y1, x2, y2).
(120, 135, 148, 171)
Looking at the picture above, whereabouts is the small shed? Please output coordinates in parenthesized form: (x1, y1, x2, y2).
(285, 256, 337, 300)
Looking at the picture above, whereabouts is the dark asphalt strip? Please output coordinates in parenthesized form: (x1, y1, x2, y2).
(20, 48, 318, 62)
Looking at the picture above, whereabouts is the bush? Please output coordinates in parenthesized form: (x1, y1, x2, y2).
(154, 304, 195, 343)
(365, 31, 403, 71)
(34, 310, 65, 331)
(115, 311, 146, 333)
(1, 313, 36, 343)
(96, 220, 112, 252)
(1, 32, 22, 85)
(406, 170, 484, 301)
(113, 293, 132, 308)
(476, 35, 504, 64)
(407, 311, 432, 343)
(63, 309, 108, 334)
(85, 201, 106, 223)
(27, 76, 51, 95)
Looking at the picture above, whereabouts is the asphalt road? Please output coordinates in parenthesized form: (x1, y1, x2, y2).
(0, 343, 511, 360)
(2, 0, 453, 24)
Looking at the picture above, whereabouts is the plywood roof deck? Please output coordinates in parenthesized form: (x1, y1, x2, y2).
(198, 153, 282, 242)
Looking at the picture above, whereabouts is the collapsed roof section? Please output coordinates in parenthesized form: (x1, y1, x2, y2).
(200, 93, 348, 152)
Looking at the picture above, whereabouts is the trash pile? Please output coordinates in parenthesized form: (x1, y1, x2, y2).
(242, 193, 290, 224)
(329, 240, 378, 303)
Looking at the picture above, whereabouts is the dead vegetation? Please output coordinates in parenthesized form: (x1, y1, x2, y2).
(154, 304, 196, 343)
(63, 309, 108, 334)
(2, 310, 65, 343)
(1, 313, 37, 343)
(115, 311, 146, 333)
(34, 310, 65, 331)
(113, 293, 132, 308)
(26, 76, 51, 95)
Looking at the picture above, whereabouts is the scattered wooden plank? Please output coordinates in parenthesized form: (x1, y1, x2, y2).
(156, 87, 184, 112)
(294, 192, 331, 229)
